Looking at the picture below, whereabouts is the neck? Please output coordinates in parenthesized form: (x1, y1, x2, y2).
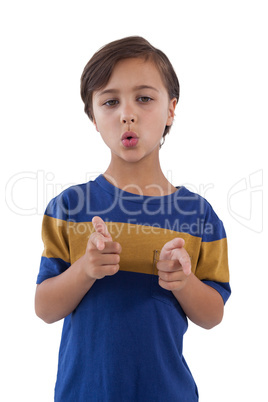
(103, 153, 177, 196)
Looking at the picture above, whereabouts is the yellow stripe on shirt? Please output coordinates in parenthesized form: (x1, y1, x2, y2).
(42, 217, 229, 283)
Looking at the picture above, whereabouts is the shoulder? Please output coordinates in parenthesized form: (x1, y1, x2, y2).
(178, 186, 219, 218)
(44, 176, 106, 221)
(178, 186, 226, 241)
(44, 182, 89, 220)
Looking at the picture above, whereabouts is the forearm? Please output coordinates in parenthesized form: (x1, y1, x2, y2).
(35, 255, 96, 324)
(172, 273, 224, 329)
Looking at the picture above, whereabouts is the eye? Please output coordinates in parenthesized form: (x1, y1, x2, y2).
(137, 96, 153, 103)
(103, 99, 119, 107)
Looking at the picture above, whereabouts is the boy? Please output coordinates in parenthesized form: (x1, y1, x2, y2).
(35, 36, 231, 401)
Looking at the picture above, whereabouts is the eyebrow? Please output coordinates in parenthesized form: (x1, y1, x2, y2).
(97, 85, 159, 97)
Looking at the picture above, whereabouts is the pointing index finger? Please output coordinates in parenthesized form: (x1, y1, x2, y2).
(90, 216, 113, 250)
(92, 216, 112, 240)
(159, 238, 185, 260)
(159, 237, 191, 276)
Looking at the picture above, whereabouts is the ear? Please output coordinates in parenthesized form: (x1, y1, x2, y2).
(93, 117, 99, 132)
(166, 98, 177, 126)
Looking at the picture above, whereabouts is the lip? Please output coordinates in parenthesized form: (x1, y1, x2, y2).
(121, 131, 138, 140)
(121, 131, 139, 148)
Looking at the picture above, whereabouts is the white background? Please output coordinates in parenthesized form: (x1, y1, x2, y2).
(1, 1, 267, 401)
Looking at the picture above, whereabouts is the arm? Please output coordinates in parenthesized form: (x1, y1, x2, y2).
(35, 217, 121, 324)
(157, 238, 224, 330)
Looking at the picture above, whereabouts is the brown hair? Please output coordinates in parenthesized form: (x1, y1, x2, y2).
(80, 36, 180, 142)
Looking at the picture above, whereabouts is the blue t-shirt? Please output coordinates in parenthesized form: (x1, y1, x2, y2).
(37, 175, 231, 401)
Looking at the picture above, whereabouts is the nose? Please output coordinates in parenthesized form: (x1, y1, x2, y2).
(122, 118, 135, 124)
(122, 116, 136, 131)
(121, 103, 136, 127)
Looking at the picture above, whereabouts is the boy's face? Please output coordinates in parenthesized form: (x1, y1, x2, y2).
(92, 58, 177, 164)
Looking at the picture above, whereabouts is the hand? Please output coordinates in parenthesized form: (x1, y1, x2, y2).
(82, 216, 121, 280)
(157, 238, 191, 292)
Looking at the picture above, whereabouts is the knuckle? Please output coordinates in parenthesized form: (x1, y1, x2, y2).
(87, 252, 98, 266)
(115, 254, 120, 264)
(113, 264, 120, 274)
(170, 260, 178, 269)
(164, 283, 172, 290)
(164, 272, 170, 281)
(113, 242, 122, 253)
(89, 267, 102, 280)
(107, 264, 119, 276)
(165, 281, 176, 291)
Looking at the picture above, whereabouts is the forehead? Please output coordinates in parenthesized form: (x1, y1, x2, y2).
(99, 58, 167, 92)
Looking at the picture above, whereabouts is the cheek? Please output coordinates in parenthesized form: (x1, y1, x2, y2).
(149, 110, 169, 131)
(92, 111, 105, 133)
(96, 119, 115, 136)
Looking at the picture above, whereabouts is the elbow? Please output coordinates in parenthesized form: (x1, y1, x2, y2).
(203, 296, 225, 330)
(202, 309, 224, 330)
(35, 290, 57, 324)
(35, 310, 55, 324)
(203, 318, 222, 330)
(35, 302, 54, 324)
(190, 313, 223, 330)
(35, 308, 59, 324)
(35, 299, 60, 324)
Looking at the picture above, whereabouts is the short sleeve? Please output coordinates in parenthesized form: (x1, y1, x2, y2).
(195, 205, 231, 304)
(36, 196, 71, 285)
